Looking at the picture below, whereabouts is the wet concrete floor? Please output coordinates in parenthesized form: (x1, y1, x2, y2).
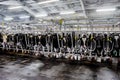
(0, 54, 119, 80)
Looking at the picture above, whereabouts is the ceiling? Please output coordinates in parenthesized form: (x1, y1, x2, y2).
(0, 0, 120, 31)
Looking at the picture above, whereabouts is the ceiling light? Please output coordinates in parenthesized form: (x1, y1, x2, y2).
(19, 15, 30, 19)
(4, 17, 13, 21)
(8, 6, 23, 10)
(60, 11, 75, 15)
(35, 14, 47, 18)
(96, 8, 116, 12)
(56, 16, 61, 19)
(39, 19, 43, 21)
(38, 0, 59, 4)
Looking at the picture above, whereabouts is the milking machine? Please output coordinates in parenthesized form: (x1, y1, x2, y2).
(86, 33, 97, 62)
(70, 32, 75, 60)
(45, 33, 52, 58)
(16, 34, 25, 53)
(25, 33, 32, 54)
(38, 35, 43, 55)
(27, 34, 34, 54)
(69, 32, 80, 61)
(95, 33, 103, 62)
(7, 34, 15, 51)
(102, 33, 114, 64)
(51, 33, 58, 58)
(1, 33, 8, 51)
(103, 33, 113, 56)
(112, 34, 119, 57)
(74, 34, 82, 61)
(0, 29, 120, 67)
(64, 33, 71, 60)
(80, 33, 88, 60)
(24, 34, 28, 53)
(55, 33, 61, 58)
(58, 32, 66, 58)
(33, 35, 38, 56)
(0, 20, 119, 68)
(40, 33, 47, 56)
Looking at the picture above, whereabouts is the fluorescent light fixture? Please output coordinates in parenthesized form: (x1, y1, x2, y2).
(56, 16, 61, 19)
(4, 17, 13, 21)
(96, 8, 116, 12)
(35, 14, 47, 18)
(60, 11, 75, 15)
(19, 15, 30, 19)
(38, 0, 59, 4)
(8, 6, 23, 10)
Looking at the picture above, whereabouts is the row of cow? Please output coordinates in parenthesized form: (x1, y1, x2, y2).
(0, 32, 120, 61)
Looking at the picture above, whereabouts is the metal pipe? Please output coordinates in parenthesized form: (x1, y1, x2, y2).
(79, 0, 88, 18)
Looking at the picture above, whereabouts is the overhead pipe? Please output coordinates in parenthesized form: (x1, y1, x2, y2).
(17, 1, 38, 18)
(0, 1, 20, 5)
(79, 0, 88, 18)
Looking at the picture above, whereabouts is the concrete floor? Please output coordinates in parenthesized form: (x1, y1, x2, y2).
(0, 55, 119, 80)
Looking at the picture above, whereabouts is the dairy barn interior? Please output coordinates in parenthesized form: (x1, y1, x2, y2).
(0, 0, 120, 80)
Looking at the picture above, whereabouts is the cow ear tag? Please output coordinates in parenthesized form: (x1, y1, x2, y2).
(75, 36, 77, 40)
(107, 37, 110, 41)
(90, 35, 93, 40)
